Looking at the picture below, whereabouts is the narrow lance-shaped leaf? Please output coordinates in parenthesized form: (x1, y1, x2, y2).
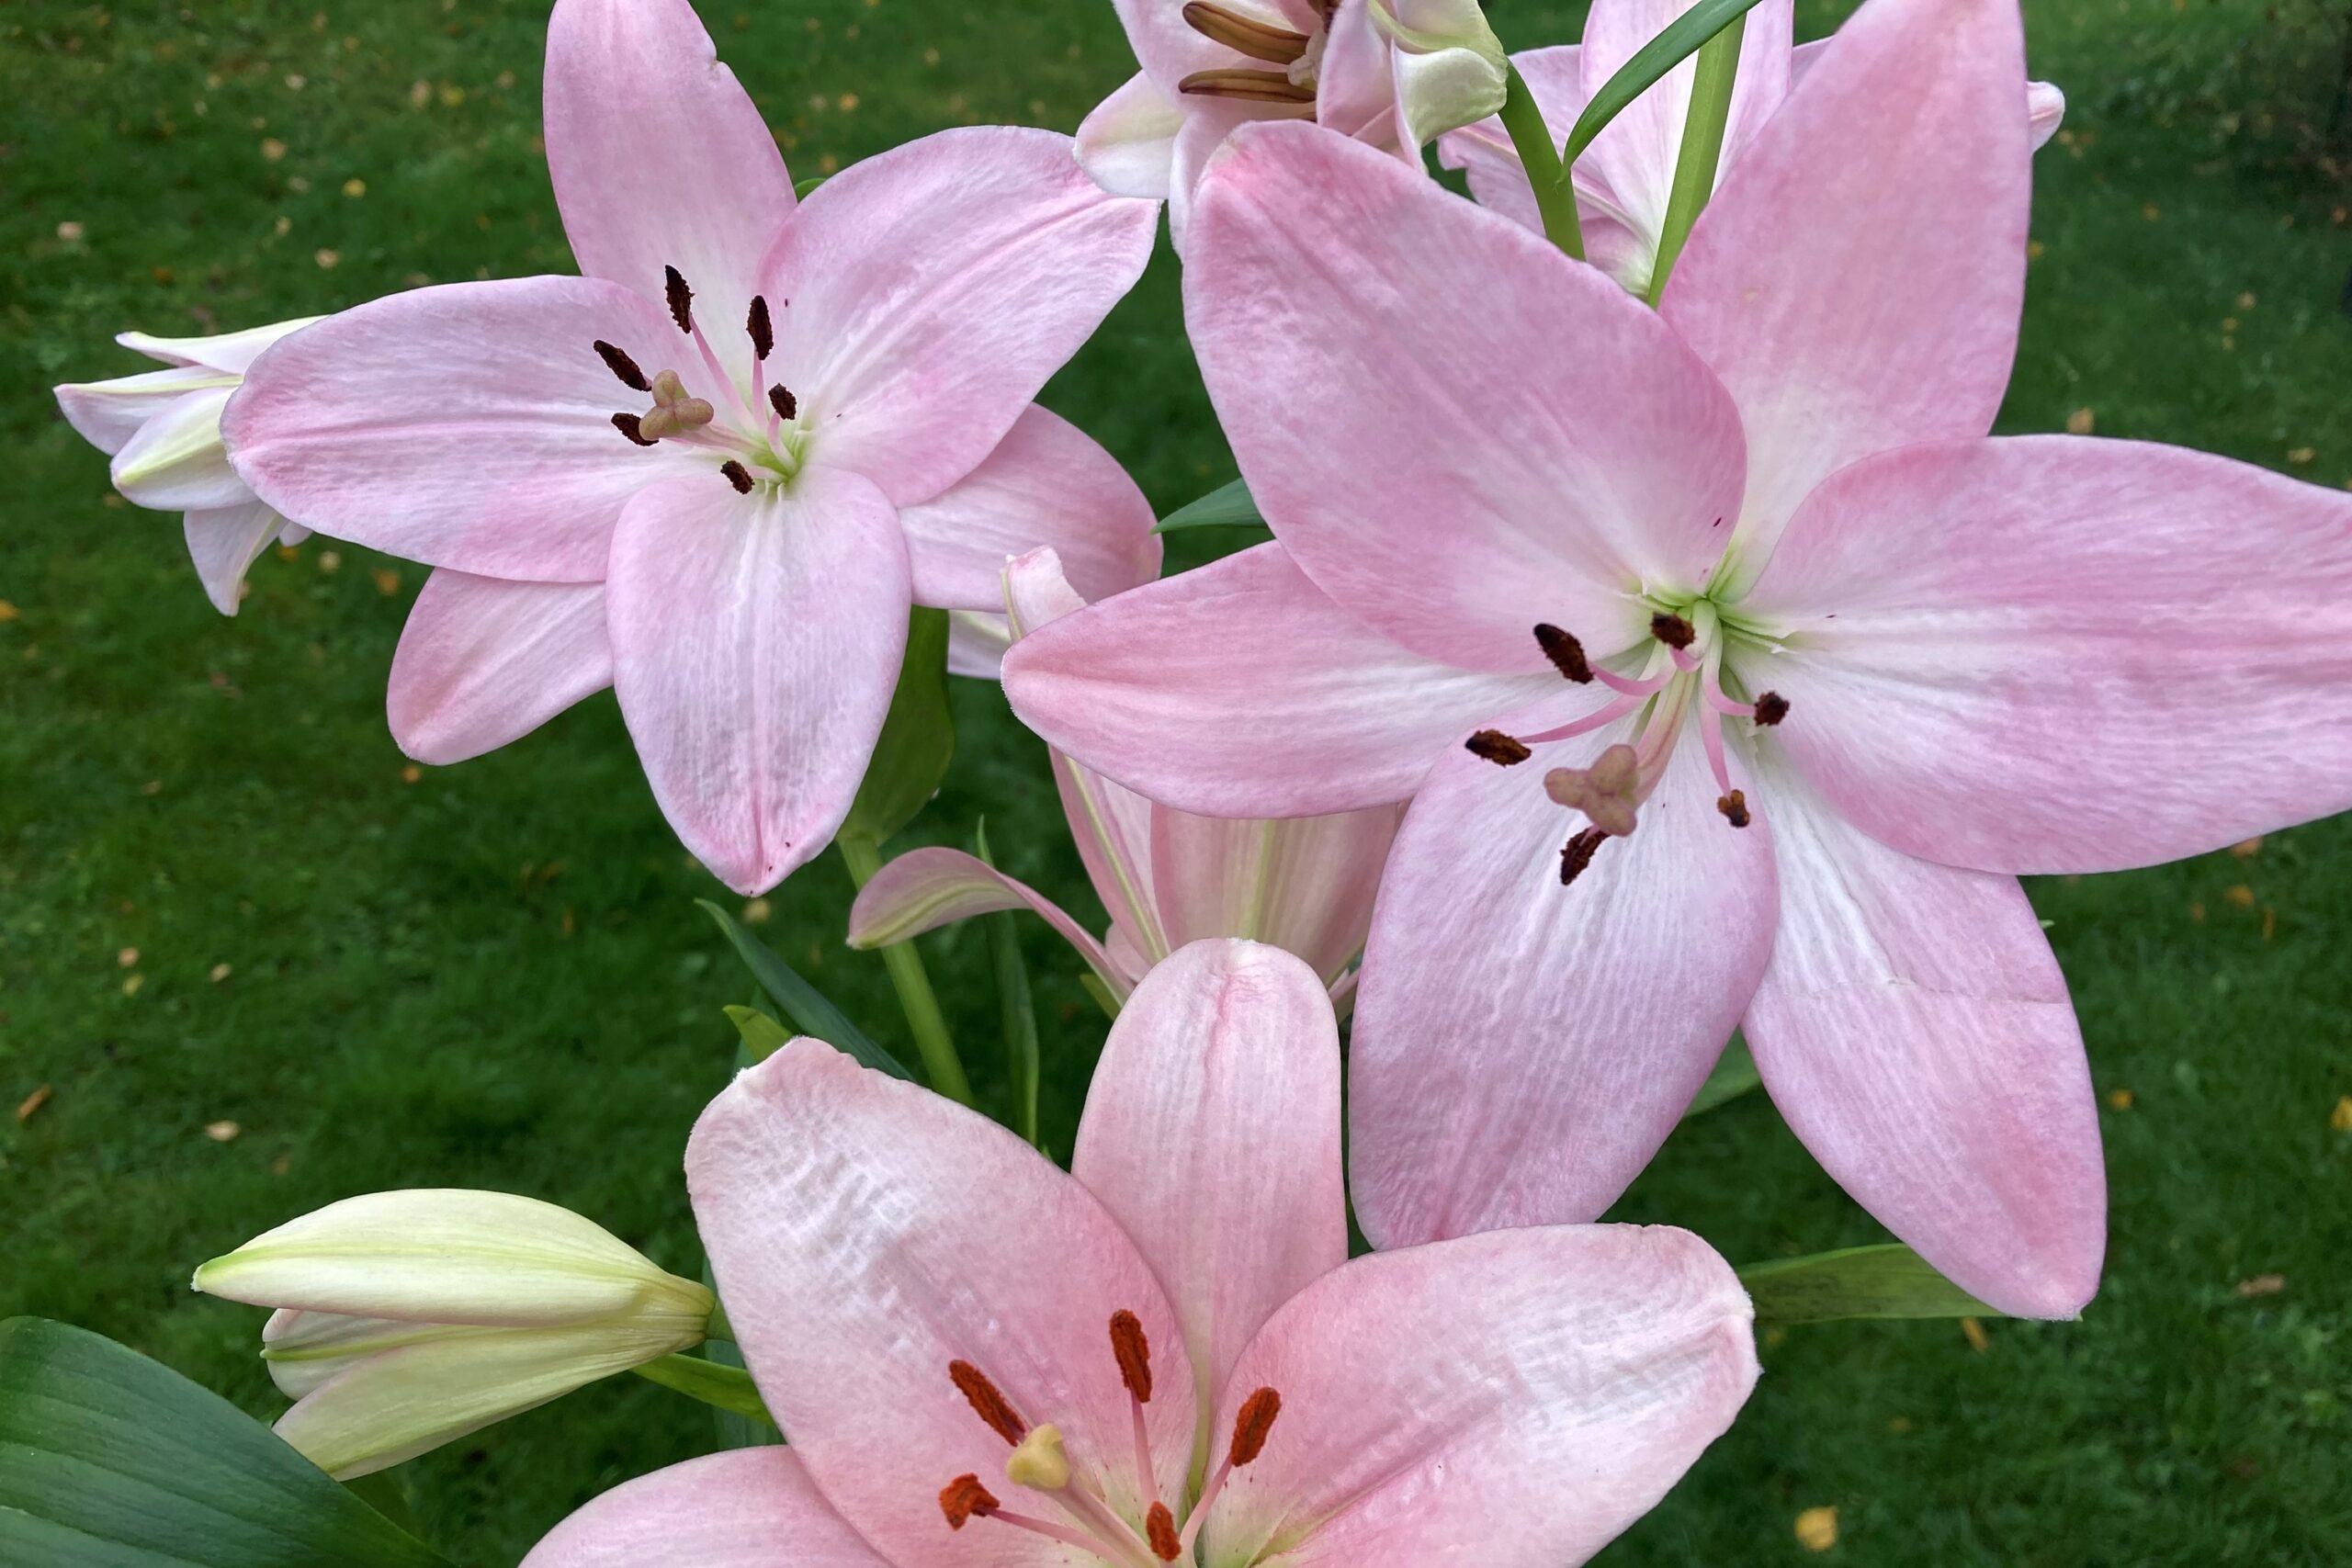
(0, 1316, 452, 1568)
(1681, 1035, 1762, 1119)
(696, 898, 912, 1079)
(1739, 1245, 2005, 1325)
(1564, 0, 1773, 164)
(722, 1005, 795, 1063)
(1152, 475, 1272, 536)
(842, 605, 954, 845)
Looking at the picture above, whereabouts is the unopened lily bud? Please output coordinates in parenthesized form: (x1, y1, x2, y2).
(193, 1189, 714, 1480)
(1370, 0, 1508, 150)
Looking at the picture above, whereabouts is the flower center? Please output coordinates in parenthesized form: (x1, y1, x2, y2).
(1176, 0, 1333, 104)
(591, 264, 806, 493)
(1464, 605, 1791, 884)
(937, 1311, 1283, 1567)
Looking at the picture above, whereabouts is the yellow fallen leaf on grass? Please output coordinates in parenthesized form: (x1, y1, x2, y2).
(2331, 1096, 2352, 1134)
(2235, 1273, 2285, 1298)
(2107, 1089, 2134, 1111)
(1960, 1317, 1990, 1352)
(1795, 1506, 1838, 1551)
(16, 1085, 52, 1122)
(204, 1120, 242, 1142)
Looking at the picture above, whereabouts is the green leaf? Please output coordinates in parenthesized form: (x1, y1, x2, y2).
(0, 1316, 452, 1568)
(1564, 0, 1772, 164)
(1152, 477, 1270, 535)
(696, 899, 912, 1080)
(792, 175, 828, 197)
(975, 822, 1041, 1147)
(1739, 1246, 2004, 1325)
(842, 607, 954, 845)
(1681, 1036, 1761, 1119)
(720, 1005, 794, 1063)
(628, 1355, 776, 1427)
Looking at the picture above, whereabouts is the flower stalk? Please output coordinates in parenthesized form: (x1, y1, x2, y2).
(1496, 61, 1585, 260)
(839, 833, 976, 1107)
(1645, 10, 1747, 305)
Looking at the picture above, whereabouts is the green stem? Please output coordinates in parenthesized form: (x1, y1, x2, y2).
(1645, 12, 1746, 306)
(838, 834, 975, 1106)
(630, 1354, 777, 1425)
(1498, 62, 1585, 261)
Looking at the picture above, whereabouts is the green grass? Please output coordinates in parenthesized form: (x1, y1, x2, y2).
(4, 0, 2349, 1562)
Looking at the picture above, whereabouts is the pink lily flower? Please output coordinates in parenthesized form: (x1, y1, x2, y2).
(1437, 0, 2066, 297)
(523, 939, 1758, 1568)
(53, 317, 322, 615)
(1078, 0, 1508, 238)
(849, 549, 1402, 1005)
(220, 0, 1159, 895)
(1003, 0, 2352, 1319)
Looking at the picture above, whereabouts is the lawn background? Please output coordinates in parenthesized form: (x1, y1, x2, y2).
(4, 0, 2350, 1562)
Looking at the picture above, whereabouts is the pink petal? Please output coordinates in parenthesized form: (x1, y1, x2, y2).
(222, 277, 699, 581)
(1348, 704, 1779, 1247)
(1185, 122, 1747, 671)
(1742, 758, 2104, 1318)
(119, 317, 319, 374)
(522, 1450, 887, 1568)
(1204, 1225, 1758, 1566)
(846, 845, 1134, 1000)
(1109, 0, 1238, 93)
(389, 570, 613, 765)
(606, 468, 909, 896)
(1660, 0, 2029, 590)
(897, 406, 1160, 613)
(55, 365, 237, 457)
(1003, 542, 1557, 818)
(543, 0, 792, 348)
(1167, 98, 1261, 245)
(183, 501, 288, 616)
(1148, 805, 1404, 987)
(1785, 41, 2066, 150)
(109, 388, 249, 512)
(687, 1040, 1196, 1567)
(1071, 941, 1348, 1445)
(1315, 0, 1398, 141)
(1077, 72, 1183, 200)
(764, 128, 1158, 508)
(944, 610, 1013, 678)
(1741, 435, 2352, 873)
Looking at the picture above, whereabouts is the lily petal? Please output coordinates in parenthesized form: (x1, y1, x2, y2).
(1741, 758, 2105, 1319)
(687, 1040, 1197, 1568)
(55, 365, 240, 457)
(1004, 542, 1557, 818)
(1148, 806, 1404, 986)
(524, 1450, 890, 1568)
(1205, 1225, 1757, 1567)
(183, 500, 289, 615)
(1072, 941, 1347, 1460)
(118, 316, 321, 374)
(109, 387, 249, 512)
(1784, 40, 2065, 150)
(846, 845, 1135, 999)
(389, 571, 613, 765)
(605, 468, 910, 896)
(767, 128, 1159, 508)
(1660, 0, 2030, 589)
(1742, 435, 2352, 874)
(1185, 122, 1747, 671)
(222, 277, 698, 581)
(543, 0, 793, 346)
(1349, 705, 1779, 1248)
(897, 405, 1160, 613)
(1077, 71, 1184, 200)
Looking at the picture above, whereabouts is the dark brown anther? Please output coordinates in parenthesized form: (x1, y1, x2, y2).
(611, 412, 656, 447)
(663, 264, 695, 333)
(1716, 790, 1752, 829)
(1109, 1310, 1154, 1404)
(746, 295, 774, 360)
(939, 1474, 1000, 1530)
(1559, 827, 1607, 886)
(769, 383, 797, 421)
(1464, 729, 1532, 767)
(1227, 1387, 1282, 1468)
(1533, 623, 1594, 683)
(1147, 1503, 1182, 1561)
(1182, 1, 1312, 64)
(1177, 67, 1318, 103)
(948, 1360, 1027, 1446)
(1650, 612, 1696, 650)
(593, 339, 650, 392)
(720, 459, 755, 493)
(1752, 692, 1790, 727)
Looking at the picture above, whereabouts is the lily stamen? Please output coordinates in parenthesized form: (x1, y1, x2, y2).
(1178, 67, 1317, 103)
(1532, 623, 1594, 682)
(1181, 1387, 1282, 1553)
(1182, 1, 1312, 64)
(591, 338, 650, 392)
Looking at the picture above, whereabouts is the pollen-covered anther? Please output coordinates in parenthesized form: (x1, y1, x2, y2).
(662, 265, 695, 333)
(637, 368, 715, 439)
(720, 459, 755, 494)
(1177, 67, 1317, 103)
(1752, 691, 1790, 727)
(769, 383, 797, 421)
(746, 295, 774, 360)
(939, 1474, 1001, 1530)
(592, 339, 650, 392)
(1716, 790, 1752, 829)
(1650, 612, 1697, 650)
(1147, 1503, 1182, 1562)
(1533, 623, 1594, 683)
(1544, 743, 1640, 838)
(1227, 1386, 1282, 1468)
(610, 412, 655, 447)
(948, 1359, 1028, 1445)
(1465, 728, 1532, 767)
(1109, 1310, 1154, 1403)
(1005, 1424, 1070, 1491)
(1559, 826, 1608, 886)
(1182, 0, 1311, 63)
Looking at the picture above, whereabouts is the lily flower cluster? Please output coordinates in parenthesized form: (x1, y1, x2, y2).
(53, 0, 2352, 1557)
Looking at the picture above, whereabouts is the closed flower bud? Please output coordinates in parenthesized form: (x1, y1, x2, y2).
(193, 1189, 714, 1479)
(1370, 0, 1509, 149)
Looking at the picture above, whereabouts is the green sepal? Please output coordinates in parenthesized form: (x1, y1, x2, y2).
(842, 607, 954, 846)
(1739, 1245, 2005, 1325)
(1152, 477, 1270, 536)
(629, 1355, 778, 1427)
(697, 899, 912, 1079)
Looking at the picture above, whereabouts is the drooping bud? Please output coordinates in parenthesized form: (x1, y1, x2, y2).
(663, 265, 695, 333)
(1227, 1386, 1282, 1467)
(1650, 612, 1697, 650)
(940, 1474, 1001, 1529)
(721, 459, 755, 494)
(745, 295, 774, 361)
(948, 1359, 1028, 1445)
(593, 339, 651, 392)
(1532, 623, 1593, 683)
(1109, 1310, 1154, 1403)
(1465, 728, 1532, 766)
(1752, 692, 1790, 727)
(1005, 1423, 1071, 1491)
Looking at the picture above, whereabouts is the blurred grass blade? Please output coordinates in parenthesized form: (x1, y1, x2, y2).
(630, 1355, 776, 1426)
(1564, 0, 1771, 164)
(976, 822, 1042, 1147)
(696, 898, 912, 1079)
(1739, 1245, 2003, 1325)
(1681, 1035, 1761, 1118)
(843, 606, 954, 845)
(1153, 476, 1270, 535)
(0, 1317, 451, 1568)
